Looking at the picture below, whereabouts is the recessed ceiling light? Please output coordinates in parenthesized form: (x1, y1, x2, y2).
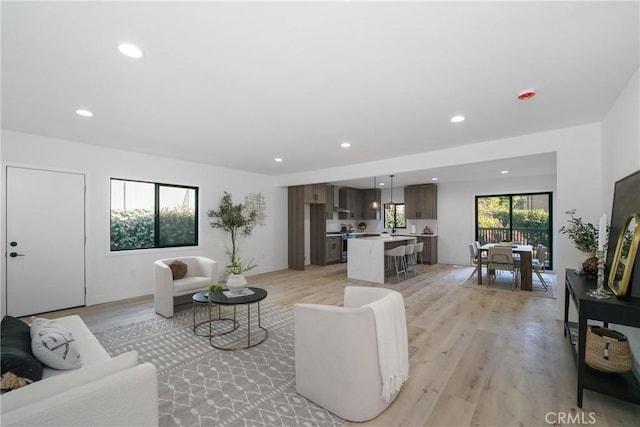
(450, 115, 465, 123)
(341, 142, 351, 148)
(75, 109, 94, 117)
(379, 183, 385, 186)
(501, 170, 509, 174)
(274, 157, 283, 162)
(431, 177, 439, 181)
(118, 43, 144, 58)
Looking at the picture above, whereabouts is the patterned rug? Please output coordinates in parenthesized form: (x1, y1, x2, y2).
(94, 302, 344, 427)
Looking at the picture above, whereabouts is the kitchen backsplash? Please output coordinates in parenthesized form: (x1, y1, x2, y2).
(326, 218, 437, 234)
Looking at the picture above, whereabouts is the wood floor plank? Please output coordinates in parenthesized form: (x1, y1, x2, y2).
(20, 263, 640, 426)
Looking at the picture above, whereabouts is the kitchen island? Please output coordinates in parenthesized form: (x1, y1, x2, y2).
(347, 236, 417, 283)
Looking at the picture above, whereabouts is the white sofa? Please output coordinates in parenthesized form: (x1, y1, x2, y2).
(154, 256, 217, 318)
(1, 315, 159, 427)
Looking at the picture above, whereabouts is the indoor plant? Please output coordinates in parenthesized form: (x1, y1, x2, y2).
(207, 192, 258, 292)
(559, 209, 598, 253)
(560, 209, 599, 271)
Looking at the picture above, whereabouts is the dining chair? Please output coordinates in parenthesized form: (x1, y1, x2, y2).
(488, 246, 518, 289)
(467, 244, 488, 280)
(531, 245, 549, 290)
(470, 243, 478, 266)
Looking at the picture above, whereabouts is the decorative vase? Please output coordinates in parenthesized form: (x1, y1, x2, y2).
(226, 274, 247, 295)
(577, 250, 595, 271)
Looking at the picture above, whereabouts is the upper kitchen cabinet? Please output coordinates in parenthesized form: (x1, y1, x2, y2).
(361, 188, 382, 220)
(338, 188, 363, 220)
(405, 184, 437, 219)
(325, 185, 335, 219)
(304, 184, 326, 204)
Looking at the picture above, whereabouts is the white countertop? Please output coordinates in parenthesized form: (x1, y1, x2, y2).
(357, 236, 417, 242)
(326, 233, 437, 237)
(393, 233, 438, 237)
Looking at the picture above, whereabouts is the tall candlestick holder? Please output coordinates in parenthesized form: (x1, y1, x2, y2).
(587, 250, 612, 299)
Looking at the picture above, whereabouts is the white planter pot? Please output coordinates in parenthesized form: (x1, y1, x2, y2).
(226, 274, 247, 295)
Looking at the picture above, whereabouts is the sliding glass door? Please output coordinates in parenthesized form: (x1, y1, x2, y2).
(475, 192, 552, 269)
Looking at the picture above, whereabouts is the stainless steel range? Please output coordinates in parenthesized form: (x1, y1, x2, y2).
(340, 230, 356, 263)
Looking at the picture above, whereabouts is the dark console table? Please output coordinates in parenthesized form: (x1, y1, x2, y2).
(564, 269, 640, 407)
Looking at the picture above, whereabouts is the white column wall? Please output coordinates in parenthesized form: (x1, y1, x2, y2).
(1, 130, 288, 310)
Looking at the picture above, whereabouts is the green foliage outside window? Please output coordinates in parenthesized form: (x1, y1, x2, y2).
(384, 203, 406, 229)
(111, 209, 154, 250)
(110, 207, 196, 251)
(159, 208, 197, 246)
(477, 196, 548, 229)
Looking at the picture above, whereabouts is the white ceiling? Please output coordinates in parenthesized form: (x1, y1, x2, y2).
(2, 1, 638, 186)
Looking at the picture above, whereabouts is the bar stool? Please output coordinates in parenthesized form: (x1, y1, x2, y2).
(384, 245, 407, 282)
(404, 244, 417, 276)
(414, 242, 424, 265)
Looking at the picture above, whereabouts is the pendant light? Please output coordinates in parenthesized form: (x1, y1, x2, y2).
(388, 174, 395, 209)
(370, 176, 379, 210)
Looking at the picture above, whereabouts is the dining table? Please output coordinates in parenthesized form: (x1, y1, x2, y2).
(476, 243, 534, 291)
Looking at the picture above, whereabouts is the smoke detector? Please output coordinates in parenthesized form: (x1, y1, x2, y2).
(518, 89, 536, 100)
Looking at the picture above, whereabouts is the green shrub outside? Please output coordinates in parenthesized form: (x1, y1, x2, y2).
(110, 208, 196, 250)
(478, 206, 548, 229)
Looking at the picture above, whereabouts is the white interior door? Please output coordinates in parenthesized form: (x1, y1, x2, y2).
(6, 166, 86, 316)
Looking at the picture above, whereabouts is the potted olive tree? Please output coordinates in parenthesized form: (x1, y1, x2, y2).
(207, 192, 257, 293)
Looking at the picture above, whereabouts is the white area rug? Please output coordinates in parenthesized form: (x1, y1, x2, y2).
(94, 302, 344, 427)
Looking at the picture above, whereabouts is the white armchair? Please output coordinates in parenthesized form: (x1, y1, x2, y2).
(154, 256, 217, 318)
(294, 286, 409, 422)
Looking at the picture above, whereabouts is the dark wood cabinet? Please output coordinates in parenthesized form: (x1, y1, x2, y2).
(325, 185, 335, 219)
(304, 184, 326, 204)
(417, 236, 438, 264)
(338, 188, 363, 220)
(288, 186, 306, 270)
(326, 236, 341, 264)
(309, 204, 326, 265)
(405, 184, 437, 219)
(361, 188, 382, 220)
(564, 269, 640, 407)
(288, 185, 327, 270)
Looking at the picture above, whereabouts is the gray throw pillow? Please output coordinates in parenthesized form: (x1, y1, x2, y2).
(30, 317, 82, 370)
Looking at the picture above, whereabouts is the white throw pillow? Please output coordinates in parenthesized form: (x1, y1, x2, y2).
(30, 317, 82, 370)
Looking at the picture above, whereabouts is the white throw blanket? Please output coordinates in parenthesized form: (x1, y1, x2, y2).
(364, 291, 410, 403)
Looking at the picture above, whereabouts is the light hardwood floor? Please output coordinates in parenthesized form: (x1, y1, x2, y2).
(32, 263, 640, 426)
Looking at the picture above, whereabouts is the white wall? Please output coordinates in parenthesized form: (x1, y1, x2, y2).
(600, 68, 640, 367)
(1, 130, 288, 313)
(437, 174, 557, 266)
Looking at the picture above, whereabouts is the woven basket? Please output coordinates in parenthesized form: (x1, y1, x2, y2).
(585, 326, 633, 373)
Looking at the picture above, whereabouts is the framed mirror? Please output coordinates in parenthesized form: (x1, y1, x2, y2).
(608, 213, 640, 297)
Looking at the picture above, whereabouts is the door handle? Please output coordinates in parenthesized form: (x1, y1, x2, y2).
(9, 252, 25, 257)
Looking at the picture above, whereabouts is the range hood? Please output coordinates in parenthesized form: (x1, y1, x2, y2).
(333, 186, 350, 213)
